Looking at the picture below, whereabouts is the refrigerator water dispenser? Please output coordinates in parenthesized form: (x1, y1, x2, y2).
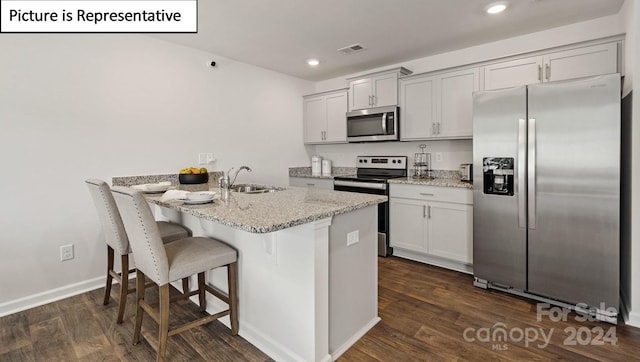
(483, 157, 514, 196)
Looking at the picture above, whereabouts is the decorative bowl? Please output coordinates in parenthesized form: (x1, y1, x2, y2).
(179, 173, 209, 184)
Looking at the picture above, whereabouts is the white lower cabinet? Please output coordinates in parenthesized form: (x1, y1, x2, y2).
(389, 183, 473, 273)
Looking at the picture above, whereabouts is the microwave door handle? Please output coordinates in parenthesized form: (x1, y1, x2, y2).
(381, 113, 387, 134)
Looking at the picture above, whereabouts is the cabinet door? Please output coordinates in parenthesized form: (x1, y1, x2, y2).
(427, 201, 473, 263)
(372, 73, 398, 108)
(324, 91, 347, 143)
(303, 96, 325, 143)
(349, 78, 373, 111)
(484, 56, 542, 90)
(400, 75, 437, 140)
(543, 42, 618, 82)
(389, 198, 427, 252)
(437, 68, 478, 138)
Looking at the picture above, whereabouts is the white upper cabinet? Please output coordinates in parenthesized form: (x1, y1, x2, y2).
(542, 42, 618, 82)
(484, 56, 543, 91)
(484, 41, 619, 90)
(400, 67, 478, 140)
(303, 89, 348, 144)
(400, 75, 437, 139)
(348, 67, 412, 111)
(438, 68, 478, 138)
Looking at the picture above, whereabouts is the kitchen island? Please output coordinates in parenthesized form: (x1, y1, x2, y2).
(112, 178, 385, 362)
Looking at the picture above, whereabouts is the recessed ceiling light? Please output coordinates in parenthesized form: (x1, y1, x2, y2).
(307, 59, 320, 66)
(485, 1, 508, 14)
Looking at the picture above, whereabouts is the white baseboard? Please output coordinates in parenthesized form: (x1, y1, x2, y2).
(392, 248, 473, 274)
(0, 276, 105, 318)
(330, 316, 380, 361)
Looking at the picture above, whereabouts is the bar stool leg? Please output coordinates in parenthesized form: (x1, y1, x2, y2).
(158, 284, 170, 362)
(197, 272, 206, 312)
(116, 254, 129, 324)
(181, 277, 189, 295)
(228, 262, 239, 335)
(133, 270, 145, 345)
(103, 246, 115, 305)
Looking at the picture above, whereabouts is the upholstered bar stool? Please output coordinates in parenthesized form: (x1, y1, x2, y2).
(85, 179, 192, 324)
(111, 186, 238, 362)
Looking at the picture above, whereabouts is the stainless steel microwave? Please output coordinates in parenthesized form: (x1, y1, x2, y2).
(346, 106, 399, 142)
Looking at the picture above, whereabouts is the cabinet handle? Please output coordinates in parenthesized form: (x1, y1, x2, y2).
(428, 205, 432, 219)
(538, 65, 542, 82)
(436, 122, 441, 135)
(423, 205, 426, 218)
(368, 95, 372, 106)
(372, 95, 376, 106)
(432, 123, 436, 135)
(419, 193, 435, 197)
(306, 183, 315, 187)
(545, 64, 550, 80)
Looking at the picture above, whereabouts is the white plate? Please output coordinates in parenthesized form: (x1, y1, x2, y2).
(186, 191, 217, 201)
(132, 184, 171, 193)
(181, 198, 215, 205)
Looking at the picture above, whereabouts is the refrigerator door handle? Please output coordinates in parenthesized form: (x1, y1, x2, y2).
(528, 118, 537, 229)
(518, 118, 527, 228)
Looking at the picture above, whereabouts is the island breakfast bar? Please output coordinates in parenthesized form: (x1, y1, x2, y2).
(112, 176, 386, 362)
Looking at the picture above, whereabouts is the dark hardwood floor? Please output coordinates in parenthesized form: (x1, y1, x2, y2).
(2, 256, 639, 361)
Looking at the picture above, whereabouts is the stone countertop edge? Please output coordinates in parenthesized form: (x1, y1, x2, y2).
(147, 193, 386, 234)
(388, 177, 473, 189)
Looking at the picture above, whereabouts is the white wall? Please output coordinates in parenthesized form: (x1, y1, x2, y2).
(309, 13, 626, 171)
(0, 34, 313, 314)
(622, 0, 640, 327)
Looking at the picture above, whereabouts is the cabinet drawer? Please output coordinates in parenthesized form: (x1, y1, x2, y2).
(390, 183, 472, 204)
(289, 177, 334, 190)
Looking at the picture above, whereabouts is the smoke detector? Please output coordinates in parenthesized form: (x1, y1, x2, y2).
(338, 43, 367, 55)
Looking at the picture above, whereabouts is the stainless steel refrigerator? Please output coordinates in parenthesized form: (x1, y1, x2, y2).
(472, 74, 620, 321)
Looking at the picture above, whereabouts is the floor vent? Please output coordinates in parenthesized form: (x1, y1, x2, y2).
(338, 43, 366, 55)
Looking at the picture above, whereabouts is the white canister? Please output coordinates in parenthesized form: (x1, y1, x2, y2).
(322, 159, 332, 176)
(311, 155, 322, 176)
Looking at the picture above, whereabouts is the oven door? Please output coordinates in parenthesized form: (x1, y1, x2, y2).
(333, 179, 391, 256)
(346, 106, 398, 142)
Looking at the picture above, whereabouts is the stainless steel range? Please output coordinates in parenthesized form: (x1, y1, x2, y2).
(333, 156, 408, 256)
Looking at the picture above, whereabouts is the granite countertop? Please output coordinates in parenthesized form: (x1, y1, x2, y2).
(145, 187, 387, 234)
(388, 177, 473, 189)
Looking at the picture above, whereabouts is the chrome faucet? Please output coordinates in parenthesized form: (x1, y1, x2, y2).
(220, 166, 252, 189)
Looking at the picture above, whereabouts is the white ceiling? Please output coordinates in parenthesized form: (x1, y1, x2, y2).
(151, 0, 624, 81)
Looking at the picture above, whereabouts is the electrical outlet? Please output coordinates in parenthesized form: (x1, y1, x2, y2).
(198, 153, 207, 165)
(435, 152, 443, 162)
(206, 153, 216, 163)
(347, 230, 359, 246)
(60, 244, 74, 261)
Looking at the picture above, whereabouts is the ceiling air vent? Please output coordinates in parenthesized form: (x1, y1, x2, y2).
(338, 43, 366, 55)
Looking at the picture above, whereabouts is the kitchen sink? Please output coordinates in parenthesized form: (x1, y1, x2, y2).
(230, 184, 281, 194)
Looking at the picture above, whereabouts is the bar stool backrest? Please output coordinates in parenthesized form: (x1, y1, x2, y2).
(111, 186, 170, 285)
(85, 179, 130, 256)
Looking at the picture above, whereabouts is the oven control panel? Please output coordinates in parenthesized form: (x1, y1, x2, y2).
(356, 156, 407, 169)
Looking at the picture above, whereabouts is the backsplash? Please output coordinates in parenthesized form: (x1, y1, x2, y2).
(309, 139, 472, 171)
(112, 171, 224, 192)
